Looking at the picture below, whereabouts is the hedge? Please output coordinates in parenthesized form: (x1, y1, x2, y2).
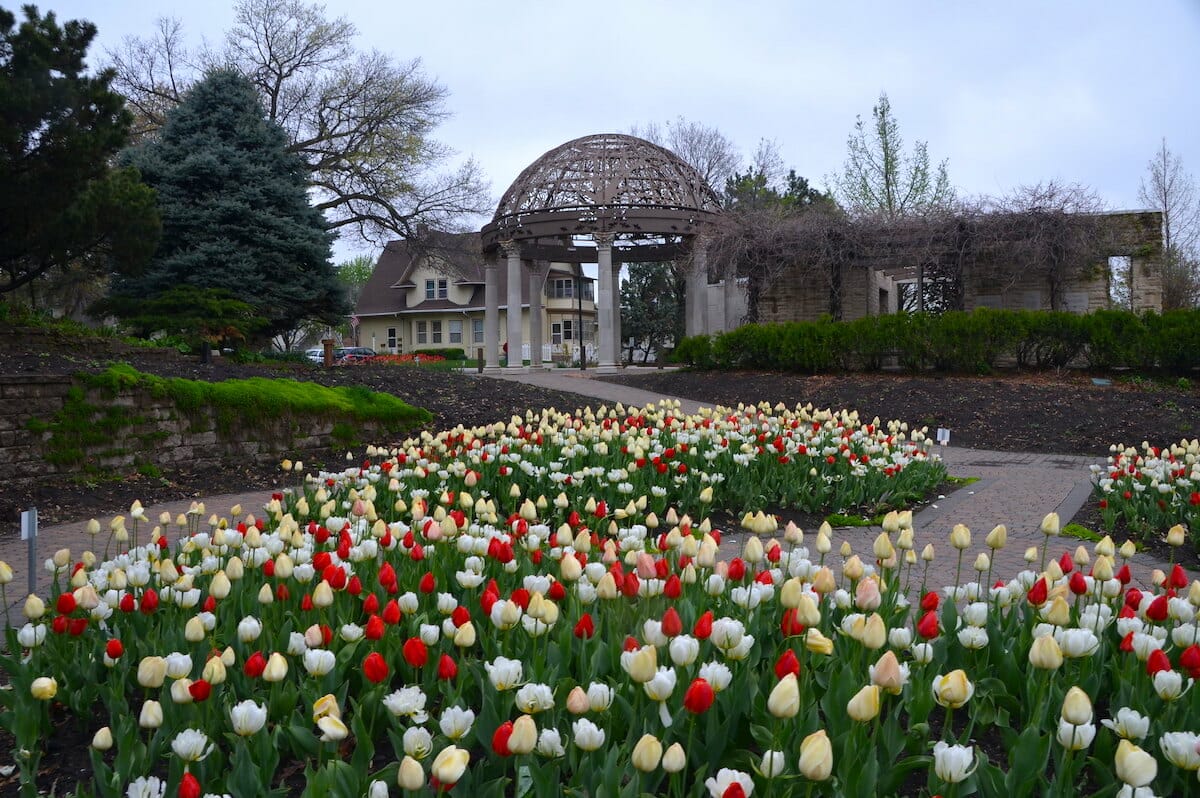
(671, 309, 1200, 375)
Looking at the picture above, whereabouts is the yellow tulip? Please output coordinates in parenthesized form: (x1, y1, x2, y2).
(847, 684, 881, 722)
(767, 673, 800, 718)
(431, 746, 470, 785)
(631, 734, 663, 772)
(798, 729, 833, 780)
(1028, 635, 1063, 670)
(1061, 687, 1092, 725)
(1115, 740, 1157, 787)
(932, 670, 974, 709)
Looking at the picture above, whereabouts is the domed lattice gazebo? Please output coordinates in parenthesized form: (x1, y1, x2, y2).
(479, 133, 724, 370)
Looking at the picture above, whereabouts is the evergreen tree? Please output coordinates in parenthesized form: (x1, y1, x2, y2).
(620, 262, 682, 363)
(0, 5, 158, 297)
(113, 68, 345, 336)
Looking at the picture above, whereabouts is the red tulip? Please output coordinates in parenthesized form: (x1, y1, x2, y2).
(1069, 571, 1088, 595)
(244, 652, 266, 678)
(202, 595, 216, 613)
(623, 636, 640, 652)
(437, 654, 458, 681)
(188, 679, 212, 702)
(693, 610, 713, 639)
(1058, 552, 1074, 574)
(1119, 631, 1135, 653)
(920, 591, 940, 612)
(492, 721, 514, 756)
(105, 639, 124, 659)
(722, 784, 747, 798)
(664, 574, 682, 599)
(56, 593, 77, 615)
(451, 606, 471, 627)
(403, 637, 428, 668)
(1026, 578, 1048, 607)
(300, 594, 314, 612)
(69, 617, 87, 636)
(510, 588, 530, 609)
(548, 581, 566, 601)
(362, 593, 380, 615)
(52, 616, 68, 635)
(1124, 588, 1144, 610)
(621, 572, 640, 598)
(774, 649, 801, 679)
(419, 573, 436, 594)
(365, 614, 384, 640)
(780, 608, 805, 637)
(683, 677, 715, 714)
(346, 575, 362, 596)
(727, 558, 746, 581)
(574, 613, 595, 639)
(1116, 564, 1132, 585)
(262, 560, 275, 578)
(363, 651, 389, 683)
(140, 589, 159, 614)
(1146, 648, 1172, 676)
(917, 610, 940, 639)
(119, 593, 136, 613)
(1169, 564, 1188, 590)
(179, 772, 202, 798)
(1146, 595, 1169, 622)
(661, 608, 683, 637)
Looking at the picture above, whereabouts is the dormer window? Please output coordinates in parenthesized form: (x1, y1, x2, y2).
(425, 278, 448, 300)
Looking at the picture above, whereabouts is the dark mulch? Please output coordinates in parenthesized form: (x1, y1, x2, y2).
(600, 369, 1200, 457)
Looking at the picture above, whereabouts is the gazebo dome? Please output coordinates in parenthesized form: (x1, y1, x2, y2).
(481, 133, 721, 256)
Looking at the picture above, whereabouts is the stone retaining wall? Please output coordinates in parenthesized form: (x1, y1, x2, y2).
(0, 373, 384, 484)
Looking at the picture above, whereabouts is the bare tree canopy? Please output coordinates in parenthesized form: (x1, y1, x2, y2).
(106, 0, 490, 244)
(1138, 138, 1199, 308)
(630, 117, 741, 198)
(832, 91, 954, 220)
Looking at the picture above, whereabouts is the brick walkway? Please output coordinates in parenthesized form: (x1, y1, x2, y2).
(1, 368, 1172, 610)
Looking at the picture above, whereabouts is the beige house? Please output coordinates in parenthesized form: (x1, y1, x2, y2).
(355, 233, 598, 363)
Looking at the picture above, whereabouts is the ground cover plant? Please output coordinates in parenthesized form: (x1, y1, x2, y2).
(2, 401, 1199, 797)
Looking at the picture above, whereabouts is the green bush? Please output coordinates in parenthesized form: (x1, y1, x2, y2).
(678, 308, 1199, 376)
(412, 347, 466, 360)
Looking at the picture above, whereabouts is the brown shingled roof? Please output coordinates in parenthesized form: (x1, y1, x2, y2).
(355, 232, 592, 317)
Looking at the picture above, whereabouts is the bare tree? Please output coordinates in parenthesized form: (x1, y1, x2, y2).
(630, 117, 741, 194)
(978, 181, 1110, 310)
(832, 91, 954, 221)
(106, 0, 490, 245)
(1138, 138, 1200, 308)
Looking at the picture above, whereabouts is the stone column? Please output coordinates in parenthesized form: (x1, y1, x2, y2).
(611, 260, 623, 365)
(502, 239, 523, 369)
(723, 270, 741, 332)
(595, 233, 616, 368)
(483, 258, 500, 370)
(529, 261, 546, 369)
(687, 236, 709, 337)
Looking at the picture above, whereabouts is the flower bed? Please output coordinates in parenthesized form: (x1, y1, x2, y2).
(2, 403, 1197, 797)
(1091, 440, 1200, 546)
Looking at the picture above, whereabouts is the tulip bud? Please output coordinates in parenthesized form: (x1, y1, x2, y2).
(92, 726, 114, 751)
(1095, 535, 1115, 558)
(798, 729, 833, 780)
(185, 616, 206, 643)
(30, 676, 57, 700)
(1045, 596, 1071, 627)
(796, 594, 821, 627)
(398, 755, 424, 789)
(263, 652, 289, 682)
(431, 745, 469, 786)
(1061, 686, 1092, 725)
(861, 613, 886, 650)
(973, 553, 990, 573)
(985, 525, 1007, 550)
(508, 714, 537, 755)
(1119, 540, 1137, 560)
(1024, 546, 1039, 563)
(1093, 556, 1114, 582)
(566, 686, 590, 714)
(1115, 739, 1157, 787)
(313, 580, 334, 608)
(842, 555, 864, 582)
(921, 544, 935, 562)
(137, 656, 167, 688)
(847, 684, 881, 722)
(139, 699, 163, 729)
(767, 673, 800, 718)
(24, 594, 45, 621)
(811, 567, 835, 594)
(631, 734, 663, 772)
(662, 742, 686, 773)
(1029, 635, 1064, 670)
(1040, 512, 1060, 537)
(1167, 525, 1186, 547)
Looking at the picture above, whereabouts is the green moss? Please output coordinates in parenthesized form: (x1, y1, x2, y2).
(946, 476, 981, 486)
(1062, 523, 1102, 543)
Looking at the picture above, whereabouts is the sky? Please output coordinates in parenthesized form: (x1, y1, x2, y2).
(41, 0, 1200, 262)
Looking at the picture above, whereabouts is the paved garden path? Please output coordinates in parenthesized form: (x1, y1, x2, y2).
(2, 368, 1171, 610)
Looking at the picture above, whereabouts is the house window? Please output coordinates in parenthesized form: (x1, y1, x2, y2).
(424, 279, 448, 300)
(449, 320, 462, 343)
(431, 320, 442, 344)
(551, 322, 561, 344)
(416, 321, 427, 344)
(581, 281, 594, 301)
(387, 327, 397, 349)
(550, 279, 573, 299)
(581, 319, 595, 342)
(472, 319, 483, 344)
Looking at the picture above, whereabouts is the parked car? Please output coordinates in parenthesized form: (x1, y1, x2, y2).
(335, 346, 377, 363)
(304, 347, 324, 364)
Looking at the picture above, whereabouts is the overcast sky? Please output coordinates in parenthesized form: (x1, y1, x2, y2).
(43, 0, 1200, 260)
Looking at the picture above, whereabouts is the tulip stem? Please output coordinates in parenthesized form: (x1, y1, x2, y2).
(953, 549, 964, 599)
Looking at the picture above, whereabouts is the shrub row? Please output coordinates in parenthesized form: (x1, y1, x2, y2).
(672, 308, 1200, 374)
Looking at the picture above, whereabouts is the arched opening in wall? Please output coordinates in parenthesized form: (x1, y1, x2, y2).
(1108, 255, 1132, 309)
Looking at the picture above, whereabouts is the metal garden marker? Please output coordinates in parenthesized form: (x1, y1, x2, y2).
(21, 507, 37, 596)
